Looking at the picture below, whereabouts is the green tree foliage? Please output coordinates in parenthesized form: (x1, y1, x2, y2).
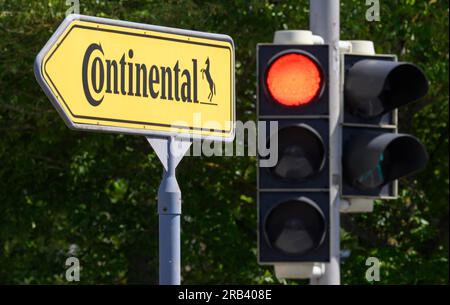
(0, 0, 448, 284)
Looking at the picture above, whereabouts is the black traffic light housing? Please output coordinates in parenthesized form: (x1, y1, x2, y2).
(342, 54, 429, 198)
(257, 44, 330, 264)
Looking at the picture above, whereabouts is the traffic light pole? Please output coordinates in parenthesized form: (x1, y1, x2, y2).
(309, 0, 341, 285)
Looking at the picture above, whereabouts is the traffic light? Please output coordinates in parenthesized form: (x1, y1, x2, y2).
(257, 44, 330, 263)
(341, 52, 429, 198)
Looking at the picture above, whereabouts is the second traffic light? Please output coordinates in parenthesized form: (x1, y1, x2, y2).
(257, 44, 330, 264)
(341, 53, 429, 198)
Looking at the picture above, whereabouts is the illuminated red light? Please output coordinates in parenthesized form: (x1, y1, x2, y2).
(266, 53, 323, 106)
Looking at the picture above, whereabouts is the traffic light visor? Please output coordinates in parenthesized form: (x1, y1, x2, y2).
(344, 133, 428, 190)
(265, 52, 324, 106)
(345, 60, 428, 118)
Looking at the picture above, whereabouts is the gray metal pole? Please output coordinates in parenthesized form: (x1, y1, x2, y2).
(309, 0, 341, 285)
(158, 136, 181, 285)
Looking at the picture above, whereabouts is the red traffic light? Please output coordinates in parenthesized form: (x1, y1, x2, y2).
(266, 52, 323, 107)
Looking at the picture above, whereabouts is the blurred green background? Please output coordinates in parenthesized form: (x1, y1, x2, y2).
(0, 0, 448, 284)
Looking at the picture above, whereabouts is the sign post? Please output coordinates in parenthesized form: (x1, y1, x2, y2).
(147, 136, 192, 285)
(35, 14, 235, 285)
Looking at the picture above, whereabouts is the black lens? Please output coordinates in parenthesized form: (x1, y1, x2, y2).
(264, 198, 326, 255)
(269, 125, 325, 181)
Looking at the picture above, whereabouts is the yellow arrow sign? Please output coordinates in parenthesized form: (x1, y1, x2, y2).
(34, 15, 235, 141)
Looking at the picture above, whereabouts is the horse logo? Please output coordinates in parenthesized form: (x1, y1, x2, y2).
(200, 57, 216, 102)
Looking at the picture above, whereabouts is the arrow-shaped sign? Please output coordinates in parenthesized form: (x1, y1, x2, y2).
(34, 14, 235, 141)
